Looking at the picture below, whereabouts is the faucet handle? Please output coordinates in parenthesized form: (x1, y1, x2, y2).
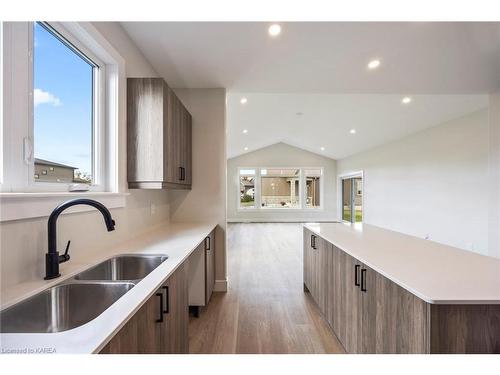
(58, 240, 71, 263)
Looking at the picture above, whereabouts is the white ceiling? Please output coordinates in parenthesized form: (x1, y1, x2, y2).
(120, 22, 496, 160)
(121, 22, 500, 93)
(226, 94, 488, 159)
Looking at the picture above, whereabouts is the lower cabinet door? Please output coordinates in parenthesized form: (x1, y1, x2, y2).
(303, 228, 314, 293)
(360, 263, 430, 354)
(100, 287, 163, 354)
(205, 229, 216, 304)
(100, 262, 189, 354)
(162, 261, 189, 354)
(343, 254, 363, 353)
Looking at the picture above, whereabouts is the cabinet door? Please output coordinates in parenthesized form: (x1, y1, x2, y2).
(315, 236, 330, 314)
(180, 106, 192, 186)
(165, 85, 182, 184)
(162, 262, 189, 354)
(343, 253, 363, 353)
(100, 287, 163, 354)
(205, 230, 215, 304)
(360, 263, 430, 354)
(303, 228, 314, 293)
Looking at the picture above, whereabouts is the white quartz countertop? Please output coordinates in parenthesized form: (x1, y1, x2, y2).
(0, 221, 217, 354)
(304, 222, 500, 305)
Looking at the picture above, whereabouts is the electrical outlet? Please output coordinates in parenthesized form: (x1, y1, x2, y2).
(150, 203, 156, 215)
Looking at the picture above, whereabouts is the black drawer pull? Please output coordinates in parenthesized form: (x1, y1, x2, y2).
(156, 292, 164, 322)
(162, 286, 169, 314)
(205, 236, 211, 251)
(361, 268, 367, 292)
(311, 235, 317, 249)
(354, 264, 360, 286)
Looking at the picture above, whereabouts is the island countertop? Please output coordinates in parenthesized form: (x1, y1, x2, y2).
(304, 222, 500, 304)
(0, 221, 217, 354)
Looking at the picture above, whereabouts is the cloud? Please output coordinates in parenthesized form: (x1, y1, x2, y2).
(34, 88, 62, 107)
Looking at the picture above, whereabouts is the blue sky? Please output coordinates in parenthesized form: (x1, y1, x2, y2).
(34, 22, 93, 177)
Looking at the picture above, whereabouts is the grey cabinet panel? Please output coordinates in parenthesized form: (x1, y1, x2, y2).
(127, 78, 192, 190)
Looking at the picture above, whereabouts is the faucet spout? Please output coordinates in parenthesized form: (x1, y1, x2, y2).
(45, 198, 116, 280)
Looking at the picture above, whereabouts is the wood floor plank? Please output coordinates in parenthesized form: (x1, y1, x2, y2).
(189, 223, 346, 354)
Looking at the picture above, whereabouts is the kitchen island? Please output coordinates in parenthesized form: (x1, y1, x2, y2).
(303, 222, 500, 353)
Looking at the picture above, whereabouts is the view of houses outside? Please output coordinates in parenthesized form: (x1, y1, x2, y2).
(261, 169, 300, 208)
(240, 175, 256, 207)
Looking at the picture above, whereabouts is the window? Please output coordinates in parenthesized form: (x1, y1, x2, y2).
(305, 168, 322, 208)
(341, 174, 363, 223)
(239, 169, 256, 208)
(33, 22, 96, 184)
(1, 21, 114, 194)
(261, 168, 300, 208)
(238, 167, 322, 210)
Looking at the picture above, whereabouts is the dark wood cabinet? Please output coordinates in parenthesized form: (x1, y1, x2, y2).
(303, 228, 500, 353)
(100, 262, 189, 354)
(188, 229, 216, 312)
(205, 230, 215, 304)
(127, 78, 192, 190)
(303, 229, 428, 354)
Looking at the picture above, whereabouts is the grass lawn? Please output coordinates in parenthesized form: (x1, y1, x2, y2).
(240, 200, 255, 207)
(343, 207, 363, 222)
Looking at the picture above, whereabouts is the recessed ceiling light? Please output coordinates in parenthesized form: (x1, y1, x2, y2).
(268, 24, 281, 37)
(240, 97, 248, 104)
(296, 112, 303, 116)
(367, 59, 381, 70)
(320, 146, 325, 151)
(350, 129, 356, 134)
(244, 147, 248, 151)
(401, 96, 412, 104)
(243, 129, 248, 134)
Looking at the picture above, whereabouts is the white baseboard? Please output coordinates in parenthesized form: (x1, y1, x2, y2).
(214, 278, 228, 292)
(227, 218, 338, 223)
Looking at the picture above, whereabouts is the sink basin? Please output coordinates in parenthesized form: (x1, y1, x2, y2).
(0, 282, 134, 333)
(73, 254, 168, 282)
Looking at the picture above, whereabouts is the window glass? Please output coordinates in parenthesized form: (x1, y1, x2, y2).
(239, 170, 256, 208)
(261, 169, 300, 208)
(33, 22, 95, 184)
(305, 168, 321, 208)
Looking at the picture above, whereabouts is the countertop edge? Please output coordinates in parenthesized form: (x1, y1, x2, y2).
(303, 223, 500, 305)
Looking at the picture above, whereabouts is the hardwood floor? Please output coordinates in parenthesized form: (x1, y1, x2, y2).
(189, 223, 346, 354)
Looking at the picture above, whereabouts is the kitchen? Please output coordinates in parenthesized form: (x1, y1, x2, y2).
(1, 1, 500, 372)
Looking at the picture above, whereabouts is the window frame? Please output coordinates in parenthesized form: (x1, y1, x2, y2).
(237, 167, 324, 211)
(338, 170, 364, 223)
(237, 167, 258, 210)
(1, 21, 127, 222)
(1, 21, 108, 193)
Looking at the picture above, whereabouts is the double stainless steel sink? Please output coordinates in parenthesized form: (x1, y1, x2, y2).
(0, 254, 168, 333)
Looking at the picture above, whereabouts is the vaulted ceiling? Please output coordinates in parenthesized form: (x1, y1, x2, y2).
(120, 22, 498, 159)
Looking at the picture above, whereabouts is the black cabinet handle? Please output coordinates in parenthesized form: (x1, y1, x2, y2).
(179, 167, 185, 181)
(162, 286, 169, 314)
(310, 235, 317, 249)
(205, 236, 211, 251)
(361, 269, 367, 292)
(354, 264, 360, 286)
(182, 167, 185, 181)
(156, 292, 164, 322)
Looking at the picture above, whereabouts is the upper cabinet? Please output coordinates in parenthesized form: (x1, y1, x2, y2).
(127, 78, 192, 189)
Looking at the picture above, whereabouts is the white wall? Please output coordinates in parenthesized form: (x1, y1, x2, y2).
(227, 142, 337, 222)
(0, 22, 172, 292)
(489, 92, 500, 258)
(337, 109, 491, 256)
(168, 88, 227, 291)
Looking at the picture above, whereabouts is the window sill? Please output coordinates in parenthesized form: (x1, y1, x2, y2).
(0, 192, 129, 222)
